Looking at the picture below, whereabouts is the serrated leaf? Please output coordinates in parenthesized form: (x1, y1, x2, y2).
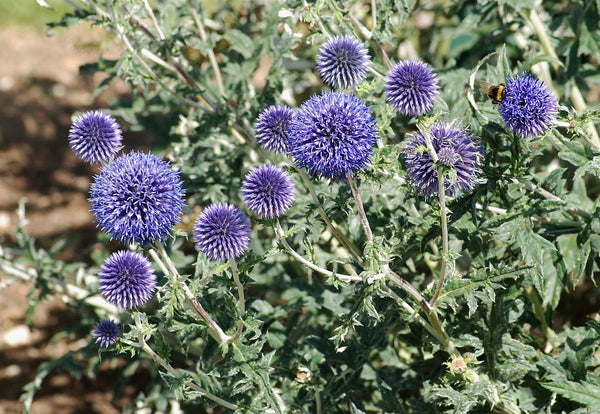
(543, 380, 600, 406)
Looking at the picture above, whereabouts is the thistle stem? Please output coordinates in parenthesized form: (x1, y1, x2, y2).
(430, 165, 449, 307)
(275, 221, 362, 282)
(131, 314, 238, 410)
(230, 259, 245, 316)
(419, 126, 450, 307)
(188, 1, 226, 98)
(297, 169, 364, 265)
(150, 246, 234, 344)
(387, 270, 457, 356)
(346, 174, 373, 243)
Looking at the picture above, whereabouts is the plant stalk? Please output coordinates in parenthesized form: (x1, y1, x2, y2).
(131, 314, 238, 410)
(346, 174, 373, 242)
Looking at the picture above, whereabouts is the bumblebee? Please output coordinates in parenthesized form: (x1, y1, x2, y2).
(478, 82, 506, 104)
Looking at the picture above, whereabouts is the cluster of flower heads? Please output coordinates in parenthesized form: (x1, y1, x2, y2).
(76, 30, 560, 349)
(404, 123, 483, 198)
(68, 111, 187, 347)
(499, 72, 557, 137)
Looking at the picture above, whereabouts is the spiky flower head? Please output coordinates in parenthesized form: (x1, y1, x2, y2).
(68, 110, 122, 164)
(499, 72, 557, 137)
(92, 319, 120, 347)
(99, 250, 156, 309)
(385, 60, 440, 116)
(404, 122, 483, 198)
(255, 105, 295, 153)
(288, 92, 378, 180)
(242, 165, 295, 219)
(194, 203, 251, 261)
(317, 35, 371, 89)
(89, 151, 185, 245)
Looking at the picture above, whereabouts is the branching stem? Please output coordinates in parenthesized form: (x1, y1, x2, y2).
(346, 174, 373, 242)
(131, 314, 238, 410)
(275, 221, 362, 282)
(230, 259, 245, 316)
(150, 246, 234, 344)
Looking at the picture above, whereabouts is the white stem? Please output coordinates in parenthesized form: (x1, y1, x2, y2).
(132, 314, 238, 410)
(150, 246, 234, 344)
(0, 258, 118, 315)
(230, 259, 245, 316)
(275, 221, 361, 282)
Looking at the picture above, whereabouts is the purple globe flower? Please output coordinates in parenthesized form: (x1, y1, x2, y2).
(194, 203, 251, 261)
(99, 250, 157, 309)
(288, 92, 378, 180)
(242, 165, 295, 219)
(317, 35, 371, 89)
(499, 72, 557, 137)
(385, 60, 440, 116)
(69, 110, 122, 164)
(92, 319, 120, 347)
(89, 151, 185, 245)
(404, 122, 483, 198)
(255, 105, 294, 153)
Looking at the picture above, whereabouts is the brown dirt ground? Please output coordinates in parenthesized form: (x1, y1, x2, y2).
(0, 24, 153, 413)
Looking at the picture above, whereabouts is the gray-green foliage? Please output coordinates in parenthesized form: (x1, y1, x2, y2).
(5, 0, 600, 412)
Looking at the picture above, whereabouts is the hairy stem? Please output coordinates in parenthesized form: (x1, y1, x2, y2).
(387, 270, 457, 356)
(188, 0, 226, 98)
(430, 165, 449, 307)
(275, 221, 361, 282)
(150, 246, 234, 344)
(131, 314, 238, 410)
(297, 169, 364, 265)
(347, 174, 373, 242)
(230, 259, 245, 316)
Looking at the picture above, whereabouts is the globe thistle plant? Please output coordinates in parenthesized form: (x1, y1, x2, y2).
(99, 250, 157, 309)
(242, 165, 295, 219)
(404, 122, 483, 198)
(89, 151, 185, 245)
(255, 105, 295, 153)
(68, 110, 122, 164)
(317, 35, 370, 89)
(92, 319, 120, 347)
(385, 60, 440, 116)
(288, 92, 378, 180)
(499, 72, 557, 137)
(194, 203, 251, 261)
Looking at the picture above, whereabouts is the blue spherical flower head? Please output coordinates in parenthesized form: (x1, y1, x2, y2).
(385, 60, 440, 116)
(99, 250, 157, 309)
(242, 165, 295, 219)
(289, 92, 378, 180)
(317, 35, 371, 89)
(69, 110, 122, 164)
(194, 203, 251, 261)
(255, 105, 295, 153)
(499, 72, 557, 137)
(404, 122, 483, 198)
(89, 151, 185, 245)
(93, 319, 120, 347)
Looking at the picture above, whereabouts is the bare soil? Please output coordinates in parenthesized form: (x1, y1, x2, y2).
(0, 24, 152, 413)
